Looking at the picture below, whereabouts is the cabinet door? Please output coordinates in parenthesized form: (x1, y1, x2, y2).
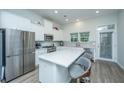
(53, 29, 58, 41)
(35, 51, 39, 66)
(59, 30, 64, 41)
(44, 20, 53, 34)
(30, 23, 44, 41)
(53, 29, 63, 41)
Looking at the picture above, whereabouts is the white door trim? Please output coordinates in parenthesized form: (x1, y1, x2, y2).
(95, 24, 117, 62)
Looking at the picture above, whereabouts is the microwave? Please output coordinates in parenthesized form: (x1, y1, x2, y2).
(44, 34, 53, 41)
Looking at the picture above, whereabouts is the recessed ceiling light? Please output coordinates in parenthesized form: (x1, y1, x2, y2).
(96, 10, 100, 14)
(54, 10, 58, 14)
(76, 19, 79, 21)
(65, 19, 69, 21)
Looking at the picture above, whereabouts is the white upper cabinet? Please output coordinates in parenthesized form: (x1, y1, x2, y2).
(44, 19, 64, 41)
(53, 29, 64, 41)
(30, 23, 44, 41)
(44, 19, 53, 34)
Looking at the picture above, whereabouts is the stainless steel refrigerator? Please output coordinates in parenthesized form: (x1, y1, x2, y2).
(0, 28, 35, 82)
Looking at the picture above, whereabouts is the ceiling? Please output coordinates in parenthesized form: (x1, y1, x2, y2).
(30, 9, 119, 25)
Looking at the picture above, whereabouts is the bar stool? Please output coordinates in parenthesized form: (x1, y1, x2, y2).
(69, 57, 91, 83)
(83, 48, 94, 62)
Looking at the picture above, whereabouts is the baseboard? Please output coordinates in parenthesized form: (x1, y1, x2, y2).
(117, 62, 124, 70)
(95, 58, 116, 63)
(35, 64, 39, 68)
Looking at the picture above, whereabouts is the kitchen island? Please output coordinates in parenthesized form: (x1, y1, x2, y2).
(38, 47, 85, 83)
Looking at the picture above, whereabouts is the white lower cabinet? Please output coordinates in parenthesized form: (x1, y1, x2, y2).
(35, 49, 47, 66)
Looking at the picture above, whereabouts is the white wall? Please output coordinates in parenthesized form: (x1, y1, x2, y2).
(0, 11, 31, 30)
(117, 10, 124, 69)
(0, 10, 45, 41)
(63, 14, 117, 42)
(0, 10, 43, 30)
(0, 10, 62, 41)
(63, 14, 118, 62)
(4, 9, 44, 26)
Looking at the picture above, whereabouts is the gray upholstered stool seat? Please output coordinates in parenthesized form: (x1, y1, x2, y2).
(83, 48, 94, 62)
(69, 64, 84, 78)
(75, 57, 91, 69)
(69, 57, 91, 82)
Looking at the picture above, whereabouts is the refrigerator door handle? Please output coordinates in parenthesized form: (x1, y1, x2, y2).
(32, 52, 35, 54)
(1, 66, 5, 81)
(6, 54, 22, 58)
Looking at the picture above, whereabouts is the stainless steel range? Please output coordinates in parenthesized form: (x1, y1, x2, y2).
(42, 46, 56, 53)
(0, 28, 35, 82)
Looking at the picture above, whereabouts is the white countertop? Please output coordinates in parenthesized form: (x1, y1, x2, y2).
(38, 47, 85, 68)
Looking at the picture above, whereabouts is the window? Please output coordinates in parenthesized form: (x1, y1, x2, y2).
(80, 32, 89, 42)
(97, 24, 115, 31)
(70, 33, 78, 42)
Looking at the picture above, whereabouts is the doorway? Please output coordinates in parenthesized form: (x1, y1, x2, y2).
(96, 24, 117, 62)
(100, 32, 113, 59)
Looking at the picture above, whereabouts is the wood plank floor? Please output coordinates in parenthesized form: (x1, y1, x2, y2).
(90, 60, 124, 83)
(9, 68, 40, 83)
(2, 60, 123, 83)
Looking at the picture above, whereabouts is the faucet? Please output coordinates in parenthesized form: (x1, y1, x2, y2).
(76, 42, 80, 47)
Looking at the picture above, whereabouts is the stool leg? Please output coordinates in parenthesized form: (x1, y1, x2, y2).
(77, 78, 80, 83)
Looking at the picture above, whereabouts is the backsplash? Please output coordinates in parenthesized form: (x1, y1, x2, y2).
(35, 41, 96, 49)
(35, 41, 63, 48)
(64, 41, 96, 48)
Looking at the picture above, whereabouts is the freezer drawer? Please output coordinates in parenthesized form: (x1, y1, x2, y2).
(24, 52, 35, 74)
(5, 55, 23, 82)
